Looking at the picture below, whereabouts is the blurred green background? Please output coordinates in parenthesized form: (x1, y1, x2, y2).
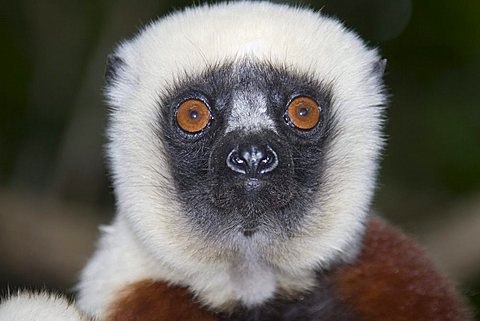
(0, 0, 479, 316)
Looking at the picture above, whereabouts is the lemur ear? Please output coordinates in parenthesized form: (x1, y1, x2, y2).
(105, 54, 125, 86)
(373, 58, 387, 77)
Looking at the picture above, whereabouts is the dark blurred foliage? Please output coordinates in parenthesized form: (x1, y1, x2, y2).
(0, 0, 479, 315)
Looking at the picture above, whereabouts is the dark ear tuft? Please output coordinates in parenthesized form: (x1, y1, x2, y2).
(105, 54, 125, 86)
(373, 58, 387, 77)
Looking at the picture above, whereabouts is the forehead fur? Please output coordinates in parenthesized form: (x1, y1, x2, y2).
(109, 2, 382, 106)
(105, 1, 386, 307)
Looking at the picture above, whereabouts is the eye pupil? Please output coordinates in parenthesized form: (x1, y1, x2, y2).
(298, 107, 309, 117)
(189, 109, 199, 120)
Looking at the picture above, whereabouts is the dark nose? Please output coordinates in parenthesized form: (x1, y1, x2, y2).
(226, 144, 278, 176)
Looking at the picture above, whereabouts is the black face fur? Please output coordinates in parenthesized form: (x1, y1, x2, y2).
(158, 61, 337, 243)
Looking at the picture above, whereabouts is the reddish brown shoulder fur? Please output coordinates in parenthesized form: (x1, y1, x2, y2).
(335, 218, 473, 321)
(107, 280, 218, 321)
(106, 218, 472, 320)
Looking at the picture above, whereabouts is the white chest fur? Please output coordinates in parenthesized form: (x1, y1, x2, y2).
(228, 248, 277, 306)
(76, 219, 316, 317)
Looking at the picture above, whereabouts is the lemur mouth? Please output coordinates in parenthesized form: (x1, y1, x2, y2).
(242, 228, 257, 237)
(244, 178, 264, 192)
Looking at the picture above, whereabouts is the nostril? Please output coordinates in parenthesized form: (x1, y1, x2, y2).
(231, 152, 245, 166)
(227, 149, 248, 174)
(261, 154, 273, 166)
(258, 146, 278, 174)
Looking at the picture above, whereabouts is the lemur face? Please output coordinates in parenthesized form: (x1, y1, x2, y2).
(106, 2, 386, 274)
(160, 62, 335, 241)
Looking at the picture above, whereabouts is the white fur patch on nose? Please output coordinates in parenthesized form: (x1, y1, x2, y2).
(225, 90, 276, 133)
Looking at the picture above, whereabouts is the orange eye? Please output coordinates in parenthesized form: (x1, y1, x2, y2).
(176, 99, 211, 133)
(286, 96, 320, 130)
